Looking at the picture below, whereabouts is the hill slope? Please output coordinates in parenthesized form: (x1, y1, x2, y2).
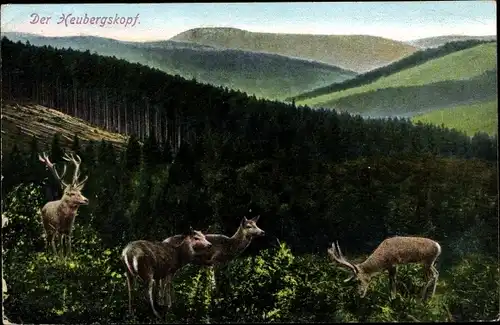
(1, 101, 129, 153)
(288, 39, 493, 102)
(407, 35, 497, 49)
(170, 27, 419, 73)
(412, 100, 498, 137)
(297, 42, 497, 117)
(2, 32, 356, 100)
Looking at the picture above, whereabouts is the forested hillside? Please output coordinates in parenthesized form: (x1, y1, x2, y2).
(2, 36, 498, 324)
(2, 32, 356, 100)
(289, 39, 495, 102)
(293, 40, 497, 136)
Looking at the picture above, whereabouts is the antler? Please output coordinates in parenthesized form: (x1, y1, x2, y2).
(329, 241, 359, 281)
(38, 152, 68, 188)
(62, 152, 88, 188)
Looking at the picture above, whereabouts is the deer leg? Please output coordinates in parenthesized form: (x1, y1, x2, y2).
(163, 275, 172, 308)
(126, 272, 134, 315)
(421, 265, 433, 300)
(42, 228, 49, 251)
(67, 235, 72, 257)
(157, 279, 164, 306)
(430, 265, 439, 298)
(59, 234, 65, 258)
(388, 266, 397, 299)
(51, 233, 58, 256)
(147, 279, 162, 319)
(170, 275, 176, 306)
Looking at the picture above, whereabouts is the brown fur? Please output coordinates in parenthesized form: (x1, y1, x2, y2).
(164, 216, 265, 266)
(121, 229, 211, 318)
(39, 152, 89, 257)
(162, 216, 265, 294)
(328, 236, 441, 300)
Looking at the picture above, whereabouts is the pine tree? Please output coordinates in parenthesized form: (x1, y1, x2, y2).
(71, 133, 81, 156)
(125, 134, 142, 171)
(142, 133, 161, 169)
(27, 136, 44, 183)
(50, 133, 65, 164)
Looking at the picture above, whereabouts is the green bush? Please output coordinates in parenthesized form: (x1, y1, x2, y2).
(445, 254, 499, 321)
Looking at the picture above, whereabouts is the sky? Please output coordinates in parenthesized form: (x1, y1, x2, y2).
(0, 2, 496, 42)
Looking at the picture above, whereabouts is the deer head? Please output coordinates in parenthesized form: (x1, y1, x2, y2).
(181, 227, 212, 251)
(39, 152, 89, 206)
(240, 215, 265, 238)
(327, 241, 371, 297)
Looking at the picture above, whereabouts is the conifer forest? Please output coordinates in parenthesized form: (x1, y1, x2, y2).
(1, 35, 498, 323)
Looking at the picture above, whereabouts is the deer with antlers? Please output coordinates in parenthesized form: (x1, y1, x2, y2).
(327, 236, 441, 300)
(121, 227, 212, 319)
(38, 152, 89, 257)
(161, 215, 265, 302)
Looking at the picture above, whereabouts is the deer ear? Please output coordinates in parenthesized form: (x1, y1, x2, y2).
(252, 215, 260, 222)
(240, 216, 247, 226)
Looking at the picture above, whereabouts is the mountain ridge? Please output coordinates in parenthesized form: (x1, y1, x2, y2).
(170, 27, 419, 72)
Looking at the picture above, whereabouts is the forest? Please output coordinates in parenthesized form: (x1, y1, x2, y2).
(1, 36, 499, 323)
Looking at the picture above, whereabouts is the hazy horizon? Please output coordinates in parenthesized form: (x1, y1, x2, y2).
(1, 2, 496, 42)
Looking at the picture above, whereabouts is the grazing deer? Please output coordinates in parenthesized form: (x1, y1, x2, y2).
(38, 152, 89, 257)
(328, 236, 441, 300)
(162, 215, 265, 297)
(121, 228, 212, 319)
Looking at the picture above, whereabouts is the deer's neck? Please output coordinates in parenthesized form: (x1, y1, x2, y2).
(57, 199, 79, 218)
(357, 256, 385, 275)
(228, 227, 252, 255)
(174, 241, 195, 266)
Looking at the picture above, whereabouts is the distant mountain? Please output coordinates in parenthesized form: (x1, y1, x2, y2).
(296, 42, 497, 119)
(2, 32, 356, 100)
(407, 35, 496, 49)
(170, 27, 419, 73)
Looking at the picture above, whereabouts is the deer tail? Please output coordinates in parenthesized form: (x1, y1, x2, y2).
(122, 246, 135, 276)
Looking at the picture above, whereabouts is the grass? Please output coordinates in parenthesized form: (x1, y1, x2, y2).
(1, 101, 129, 153)
(412, 100, 498, 136)
(312, 69, 497, 116)
(299, 43, 497, 107)
(171, 27, 418, 73)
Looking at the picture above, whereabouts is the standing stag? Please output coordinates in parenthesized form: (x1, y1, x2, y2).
(161, 215, 265, 300)
(38, 152, 89, 257)
(328, 236, 441, 300)
(121, 228, 212, 319)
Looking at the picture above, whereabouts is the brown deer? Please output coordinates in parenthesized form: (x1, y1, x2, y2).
(327, 236, 441, 300)
(121, 228, 212, 319)
(38, 152, 89, 257)
(161, 215, 265, 299)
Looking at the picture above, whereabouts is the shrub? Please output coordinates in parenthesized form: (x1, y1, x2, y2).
(445, 254, 499, 321)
